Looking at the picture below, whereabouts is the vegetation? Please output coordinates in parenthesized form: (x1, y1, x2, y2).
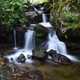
(0, 0, 80, 30)
(0, 0, 29, 29)
(50, 0, 80, 29)
(0, 1, 80, 80)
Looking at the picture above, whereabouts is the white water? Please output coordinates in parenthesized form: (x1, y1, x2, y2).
(13, 29, 18, 50)
(42, 13, 47, 23)
(24, 30, 35, 50)
(5, 10, 79, 64)
(46, 31, 79, 62)
(6, 29, 35, 64)
(39, 13, 52, 28)
(40, 12, 79, 62)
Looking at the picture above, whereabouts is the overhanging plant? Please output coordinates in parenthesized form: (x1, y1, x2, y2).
(50, 0, 80, 29)
(0, 0, 29, 30)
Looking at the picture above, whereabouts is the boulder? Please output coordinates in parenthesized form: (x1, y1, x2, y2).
(44, 50, 71, 64)
(16, 54, 26, 63)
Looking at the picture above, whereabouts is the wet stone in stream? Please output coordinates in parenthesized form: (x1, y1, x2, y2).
(44, 50, 72, 64)
(16, 54, 26, 63)
(0, 54, 80, 80)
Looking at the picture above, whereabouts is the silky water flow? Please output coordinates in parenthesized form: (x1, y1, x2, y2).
(5, 28, 35, 64)
(5, 8, 79, 64)
(40, 12, 79, 62)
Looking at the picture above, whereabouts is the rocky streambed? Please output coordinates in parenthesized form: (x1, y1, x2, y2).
(0, 55, 80, 80)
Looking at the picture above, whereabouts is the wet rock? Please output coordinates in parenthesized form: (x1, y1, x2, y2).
(0, 57, 6, 65)
(16, 54, 26, 63)
(44, 50, 57, 60)
(44, 50, 71, 64)
(52, 54, 71, 64)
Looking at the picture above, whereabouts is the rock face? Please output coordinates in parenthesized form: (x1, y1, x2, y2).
(44, 50, 71, 64)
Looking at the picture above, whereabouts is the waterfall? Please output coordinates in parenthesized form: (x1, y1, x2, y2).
(5, 28, 35, 64)
(39, 13, 52, 28)
(5, 7, 79, 64)
(24, 30, 35, 50)
(39, 11, 79, 62)
(46, 30, 79, 62)
(13, 29, 18, 50)
(46, 31, 67, 54)
(42, 13, 47, 22)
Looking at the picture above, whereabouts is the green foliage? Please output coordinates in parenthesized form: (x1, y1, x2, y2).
(63, 11, 80, 28)
(0, 0, 29, 29)
(50, 0, 80, 29)
(0, 0, 80, 30)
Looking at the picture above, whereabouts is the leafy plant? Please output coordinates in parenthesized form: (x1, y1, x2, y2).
(50, 0, 80, 29)
(0, 0, 29, 29)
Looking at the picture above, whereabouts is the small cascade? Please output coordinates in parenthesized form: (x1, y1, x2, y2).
(5, 6, 79, 64)
(5, 26, 35, 64)
(24, 30, 35, 50)
(46, 29, 79, 62)
(42, 13, 47, 23)
(39, 12, 52, 28)
(13, 29, 18, 50)
(38, 9, 79, 62)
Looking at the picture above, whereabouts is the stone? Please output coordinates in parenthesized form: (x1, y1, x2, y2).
(16, 54, 26, 63)
(44, 50, 71, 64)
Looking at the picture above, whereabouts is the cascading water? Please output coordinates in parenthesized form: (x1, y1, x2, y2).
(46, 30, 79, 62)
(13, 29, 18, 50)
(40, 11, 79, 62)
(5, 6, 79, 64)
(42, 13, 47, 22)
(39, 13, 52, 28)
(5, 27, 35, 64)
(46, 30, 67, 54)
(24, 29, 35, 50)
